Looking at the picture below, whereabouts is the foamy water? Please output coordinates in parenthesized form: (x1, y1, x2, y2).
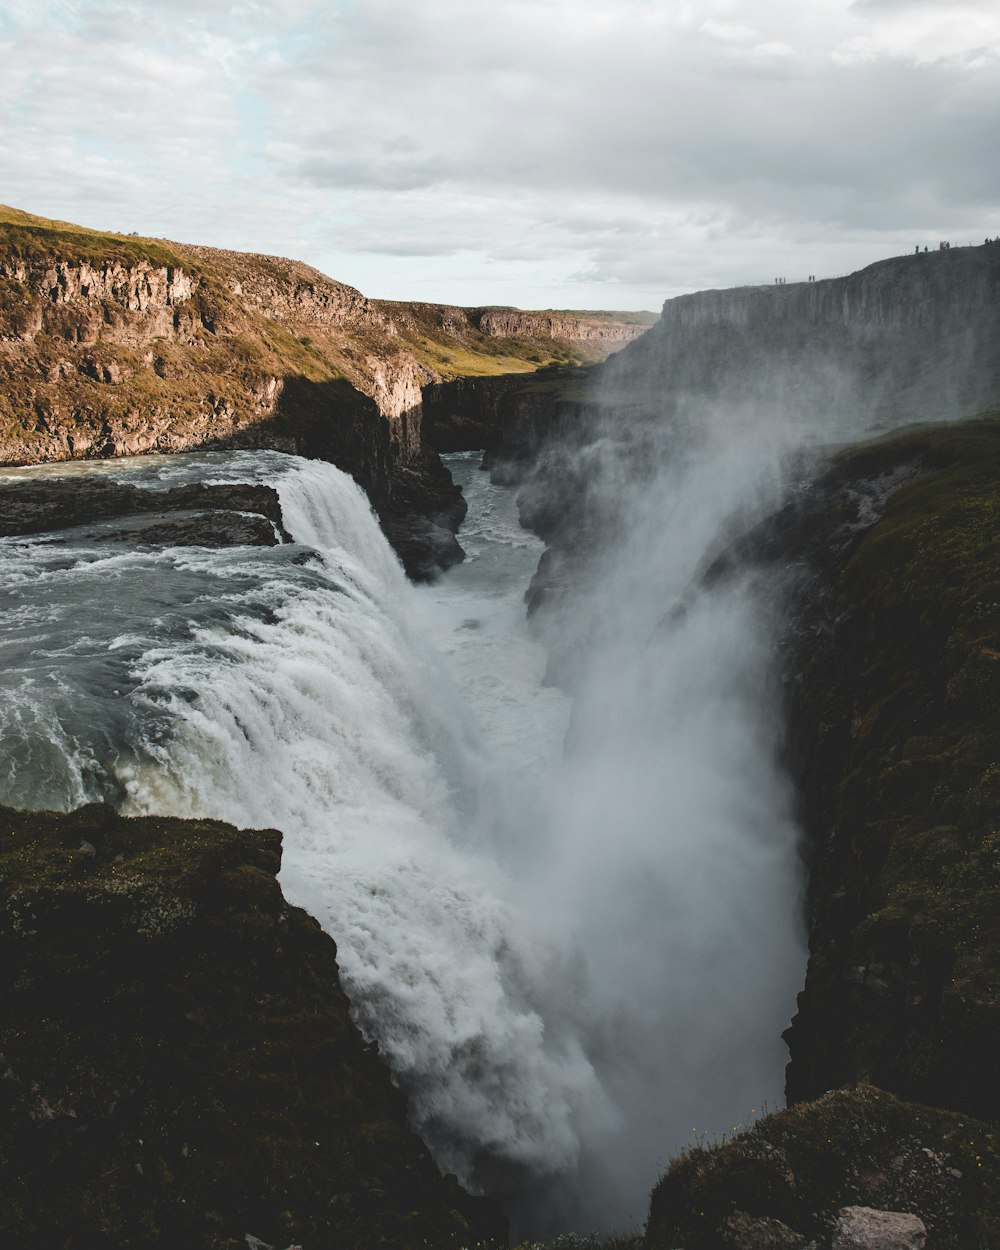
(0, 443, 807, 1235)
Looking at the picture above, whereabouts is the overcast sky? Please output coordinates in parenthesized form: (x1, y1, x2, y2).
(1, 0, 998, 310)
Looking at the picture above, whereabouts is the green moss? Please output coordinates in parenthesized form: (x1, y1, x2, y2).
(0, 803, 503, 1249)
(646, 1086, 1000, 1250)
(785, 410, 1000, 1119)
(0, 205, 189, 271)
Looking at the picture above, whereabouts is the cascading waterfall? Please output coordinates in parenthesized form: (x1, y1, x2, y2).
(0, 428, 809, 1236)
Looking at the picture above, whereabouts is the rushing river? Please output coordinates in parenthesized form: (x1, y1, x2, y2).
(0, 443, 806, 1236)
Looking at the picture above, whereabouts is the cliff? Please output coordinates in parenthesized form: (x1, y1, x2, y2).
(0, 802, 503, 1249)
(601, 245, 1000, 431)
(468, 253, 1000, 1244)
(0, 205, 648, 577)
(640, 414, 1000, 1248)
(770, 415, 1000, 1120)
(425, 246, 1000, 484)
(375, 300, 654, 380)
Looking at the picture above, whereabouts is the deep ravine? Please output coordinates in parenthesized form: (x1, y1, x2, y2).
(0, 441, 810, 1238)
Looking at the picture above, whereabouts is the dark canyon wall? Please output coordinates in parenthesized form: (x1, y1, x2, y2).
(0, 802, 503, 1250)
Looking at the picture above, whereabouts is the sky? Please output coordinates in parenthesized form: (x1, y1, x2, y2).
(1, 0, 998, 310)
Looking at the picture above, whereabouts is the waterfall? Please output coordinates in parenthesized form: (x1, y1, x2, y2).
(0, 441, 808, 1235)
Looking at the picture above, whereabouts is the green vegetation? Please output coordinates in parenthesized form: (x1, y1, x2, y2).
(375, 299, 647, 381)
(646, 1085, 1000, 1250)
(0, 204, 189, 270)
(786, 411, 1000, 1119)
(405, 330, 594, 380)
(0, 803, 502, 1249)
(511, 1234, 642, 1250)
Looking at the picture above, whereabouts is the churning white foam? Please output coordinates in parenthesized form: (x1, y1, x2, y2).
(0, 442, 808, 1236)
(114, 456, 611, 1195)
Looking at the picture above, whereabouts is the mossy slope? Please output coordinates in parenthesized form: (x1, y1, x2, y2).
(644, 412, 1000, 1250)
(645, 1085, 999, 1250)
(780, 412, 1000, 1121)
(0, 803, 501, 1249)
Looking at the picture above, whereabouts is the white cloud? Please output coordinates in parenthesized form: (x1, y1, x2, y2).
(0, 0, 998, 308)
(833, 3, 1000, 66)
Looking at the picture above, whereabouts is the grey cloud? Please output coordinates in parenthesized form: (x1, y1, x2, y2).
(5, 0, 1000, 309)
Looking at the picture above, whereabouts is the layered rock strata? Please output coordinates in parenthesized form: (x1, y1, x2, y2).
(0, 206, 650, 577)
(0, 215, 458, 577)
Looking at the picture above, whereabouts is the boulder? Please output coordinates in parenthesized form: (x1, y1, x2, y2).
(831, 1206, 926, 1250)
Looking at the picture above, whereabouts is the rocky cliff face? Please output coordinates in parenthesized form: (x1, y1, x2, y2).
(465, 251, 1000, 1243)
(600, 244, 1000, 435)
(470, 305, 653, 346)
(0, 802, 504, 1249)
(0, 206, 649, 578)
(375, 300, 655, 380)
(0, 211, 457, 574)
(768, 416, 1000, 1123)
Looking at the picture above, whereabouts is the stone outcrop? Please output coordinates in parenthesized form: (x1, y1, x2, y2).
(831, 1206, 926, 1250)
(0, 802, 504, 1249)
(0, 478, 287, 543)
(601, 244, 1000, 430)
(0, 205, 649, 578)
(643, 1085, 998, 1250)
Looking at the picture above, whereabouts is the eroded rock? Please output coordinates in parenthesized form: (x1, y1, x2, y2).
(831, 1206, 926, 1250)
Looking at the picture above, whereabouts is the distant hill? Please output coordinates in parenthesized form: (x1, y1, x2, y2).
(0, 204, 654, 574)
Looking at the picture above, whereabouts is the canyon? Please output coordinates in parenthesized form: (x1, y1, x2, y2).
(0, 208, 998, 1250)
(0, 205, 651, 579)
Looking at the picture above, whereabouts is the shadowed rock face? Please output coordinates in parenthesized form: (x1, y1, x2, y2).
(0, 803, 505, 1250)
(643, 1086, 997, 1250)
(643, 414, 1000, 1249)
(762, 416, 1000, 1123)
(0, 479, 286, 543)
(603, 245, 1000, 429)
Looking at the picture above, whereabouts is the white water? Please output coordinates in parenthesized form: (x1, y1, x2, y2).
(0, 438, 807, 1235)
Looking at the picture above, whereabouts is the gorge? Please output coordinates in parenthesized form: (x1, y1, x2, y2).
(1, 208, 999, 1250)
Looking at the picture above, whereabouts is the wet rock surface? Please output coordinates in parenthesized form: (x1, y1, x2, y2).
(0, 478, 288, 548)
(831, 1206, 926, 1250)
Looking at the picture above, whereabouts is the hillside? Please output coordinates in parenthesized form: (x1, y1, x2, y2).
(0, 204, 652, 576)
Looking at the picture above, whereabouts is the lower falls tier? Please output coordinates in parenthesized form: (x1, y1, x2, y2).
(1, 406, 999, 1249)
